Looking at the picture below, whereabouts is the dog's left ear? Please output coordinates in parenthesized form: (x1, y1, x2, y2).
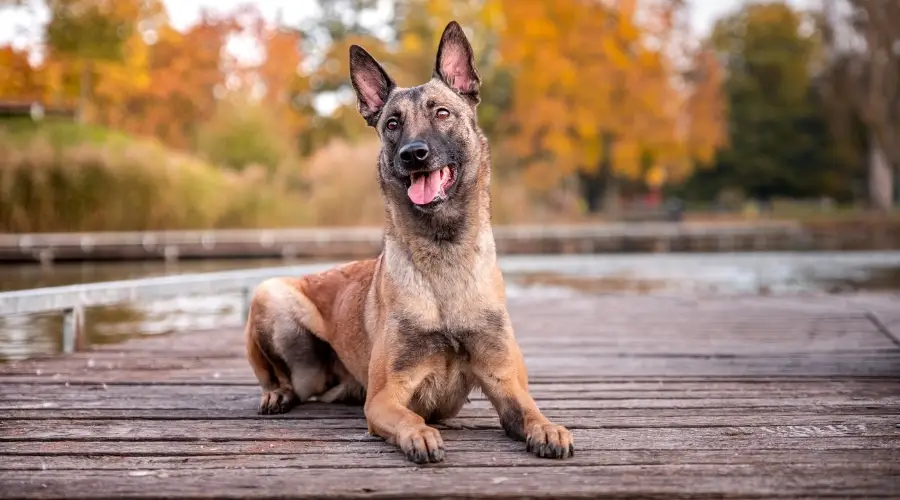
(434, 21, 481, 105)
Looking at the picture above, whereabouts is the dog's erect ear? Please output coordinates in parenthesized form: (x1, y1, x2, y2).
(434, 21, 481, 104)
(349, 45, 396, 126)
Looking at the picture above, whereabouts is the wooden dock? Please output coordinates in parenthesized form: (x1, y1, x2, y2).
(1, 293, 899, 498)
(4, 219, 900, 263)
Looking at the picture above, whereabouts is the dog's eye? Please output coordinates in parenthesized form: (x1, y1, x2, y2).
(386, 118, 399, 131)
(436, 108, 450, 120)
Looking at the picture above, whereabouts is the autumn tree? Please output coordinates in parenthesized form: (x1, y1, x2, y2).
(0, 1, 45, 101)
(43, 0, 138, 121)
(497, 0, 724, 212)
(690, 2, 860, 203)
(819, 0, 899, 210)
(118, 11, 236, 149)
(256, 26, 310, 138)
(391, 0, 508, 138)
(0, 46, 44, 101)
(281, 0, 386, 152)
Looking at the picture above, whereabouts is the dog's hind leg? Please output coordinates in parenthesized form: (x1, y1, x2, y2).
(317, 360, 366, 404)
(280, 324, 331, 403)
(245, 316, 297, 414)
(246, 278, 330, 414)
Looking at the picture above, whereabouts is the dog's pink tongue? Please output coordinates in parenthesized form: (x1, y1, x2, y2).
(407, 170, 442, 205)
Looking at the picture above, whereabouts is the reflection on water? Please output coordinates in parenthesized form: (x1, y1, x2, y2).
(2, 252, 900, 361)
(502, 252, 900, 297)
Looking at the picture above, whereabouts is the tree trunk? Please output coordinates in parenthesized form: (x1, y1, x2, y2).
(868, 132, 894, 211)
(578, 132, 621, 214)
(599, 132, 620, 215)
(77, 61, 92, 124)
(603, 174, 621, 215)
(578, 170, 604, 213)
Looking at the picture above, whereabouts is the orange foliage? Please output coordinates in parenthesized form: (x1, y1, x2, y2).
(128, 18, 235, 148)
(256, 28, 312, 139)
(0, 0, 723, 195)
(0, 46, 44, 101)
(498, 0, 725, 188)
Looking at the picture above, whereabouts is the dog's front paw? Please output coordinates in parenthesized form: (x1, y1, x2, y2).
(526, 423, 574, 459)
(398, 424, 445, 464)
(258, 389, 297, 415)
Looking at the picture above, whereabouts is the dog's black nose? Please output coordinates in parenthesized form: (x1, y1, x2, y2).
(399, 141, 429, 168)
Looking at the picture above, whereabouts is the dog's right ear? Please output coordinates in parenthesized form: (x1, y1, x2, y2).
(349, 45, 395, 127)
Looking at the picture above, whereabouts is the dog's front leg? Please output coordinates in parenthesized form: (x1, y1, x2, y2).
(473, 338, 574, 459)
(364, 360, 444, 464)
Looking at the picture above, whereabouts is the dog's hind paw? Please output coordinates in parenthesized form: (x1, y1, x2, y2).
(398, 424, 445, 464)
(525, 423, 574, 459)
(258, 389, 297, 415)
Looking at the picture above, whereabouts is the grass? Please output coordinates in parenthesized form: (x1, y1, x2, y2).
(0, 120, 310, 232)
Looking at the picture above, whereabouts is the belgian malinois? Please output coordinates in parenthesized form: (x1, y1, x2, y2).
(245, 21, 573, 463)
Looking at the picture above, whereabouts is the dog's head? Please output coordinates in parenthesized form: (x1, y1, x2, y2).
(349, 21, 486, 218)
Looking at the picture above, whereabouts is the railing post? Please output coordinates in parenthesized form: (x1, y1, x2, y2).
(62, 304, 84, 354)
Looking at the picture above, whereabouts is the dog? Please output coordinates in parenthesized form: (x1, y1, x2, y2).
(245, 21, 573, 464)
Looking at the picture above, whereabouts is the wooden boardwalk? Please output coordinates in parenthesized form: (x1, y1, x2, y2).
(5, 219, 900, 263)
(1, 293, 899, 498)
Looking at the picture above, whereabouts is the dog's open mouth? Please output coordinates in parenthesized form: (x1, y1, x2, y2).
(407, 166, 455, 206)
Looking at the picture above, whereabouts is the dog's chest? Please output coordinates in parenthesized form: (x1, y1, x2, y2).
(393, 310, 506, 372)
(408, 351, 475, 422)
(401, 327, 485, 422)
(385, 240, 500, 327)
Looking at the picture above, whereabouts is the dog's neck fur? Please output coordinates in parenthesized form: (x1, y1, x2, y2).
(382, 150, 494, 279)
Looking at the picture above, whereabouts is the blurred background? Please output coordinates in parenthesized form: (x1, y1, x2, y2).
(1, 0, 899, 360)
(0, 0, 897, 230)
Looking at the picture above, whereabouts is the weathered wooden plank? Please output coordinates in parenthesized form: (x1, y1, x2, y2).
(13, 343, 899, 360)
(5, 353, 900, 378)
(2, 464, 897, 499)
(2, 420, 896, 444)
(1, 414, 895, 432)
(1, 382, 896, 402)
(3, 439, 898, 459)
(3, 395, 896, 412)
(5, 379, 897, 390)
(4, 400, 897, 419)
(4, 372, 899, 385)
(3, 449, 899, 471)
(59, 319, 893, 354)
(4, 370, 899, 385)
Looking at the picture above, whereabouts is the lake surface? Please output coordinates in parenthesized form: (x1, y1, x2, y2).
(2, 252, 900, 361)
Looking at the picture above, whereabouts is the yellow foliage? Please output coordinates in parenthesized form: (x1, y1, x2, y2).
(498, 0, 725, 187)
(0, 47, 43, 101)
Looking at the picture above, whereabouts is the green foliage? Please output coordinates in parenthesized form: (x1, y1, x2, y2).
(0, 118, 131, 147)
(0, 122, 310, 232)
(196, 100, 294, 174)
(683, 2, 863, 202)
(45, 0, 130, 61)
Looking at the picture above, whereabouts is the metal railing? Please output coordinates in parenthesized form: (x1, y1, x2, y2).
(0, 263, 336, 354)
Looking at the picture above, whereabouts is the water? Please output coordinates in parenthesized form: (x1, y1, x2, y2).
(2, 251, 900, 361)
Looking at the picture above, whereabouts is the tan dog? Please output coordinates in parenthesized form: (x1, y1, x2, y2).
(245, 21, 573, 463)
